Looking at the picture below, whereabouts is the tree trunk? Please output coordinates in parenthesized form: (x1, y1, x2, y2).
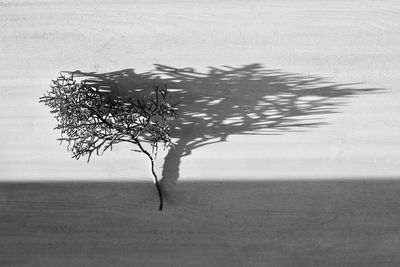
(149, 152, 163, 211)
(153, 169, 163, 211)
(135, 139, 164, 211)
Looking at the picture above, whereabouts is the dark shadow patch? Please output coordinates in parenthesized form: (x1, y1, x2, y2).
(68, 64, 383, 186)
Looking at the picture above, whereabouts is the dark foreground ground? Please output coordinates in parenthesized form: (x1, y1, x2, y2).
(1, 180, 400, 267)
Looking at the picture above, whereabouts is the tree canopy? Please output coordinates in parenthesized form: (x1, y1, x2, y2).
(40, 73, 178, 210)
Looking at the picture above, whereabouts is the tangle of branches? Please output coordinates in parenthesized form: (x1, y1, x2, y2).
(39, 73, 178, 210)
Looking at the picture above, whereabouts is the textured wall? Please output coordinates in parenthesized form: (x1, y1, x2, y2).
(1, 0, 399, 180)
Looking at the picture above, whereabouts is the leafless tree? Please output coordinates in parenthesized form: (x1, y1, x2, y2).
(39, 73, 178, 210)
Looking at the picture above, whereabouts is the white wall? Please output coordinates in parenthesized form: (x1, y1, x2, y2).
(1, 0, 399, 180)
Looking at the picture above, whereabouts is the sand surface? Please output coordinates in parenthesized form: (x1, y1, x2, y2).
(2, 181, 400, 266)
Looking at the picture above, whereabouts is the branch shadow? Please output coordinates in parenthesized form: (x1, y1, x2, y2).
(69, 63, 383, 189)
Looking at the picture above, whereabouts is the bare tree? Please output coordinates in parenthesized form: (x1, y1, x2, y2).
(39, 73, 178, 210)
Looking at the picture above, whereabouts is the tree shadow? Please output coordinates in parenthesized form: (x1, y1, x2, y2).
(69, 63, 382, 187)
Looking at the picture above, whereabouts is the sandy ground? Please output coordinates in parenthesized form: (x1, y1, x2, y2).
(2, 181, 400, 266)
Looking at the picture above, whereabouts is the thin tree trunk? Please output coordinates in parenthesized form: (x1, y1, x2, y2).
(135, 139, 163, 211)
(151, 159, 163, 211)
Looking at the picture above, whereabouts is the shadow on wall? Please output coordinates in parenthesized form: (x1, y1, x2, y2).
(69, 63, 382, 185)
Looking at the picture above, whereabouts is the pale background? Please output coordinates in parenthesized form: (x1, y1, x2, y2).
(1, 0, 399, 181)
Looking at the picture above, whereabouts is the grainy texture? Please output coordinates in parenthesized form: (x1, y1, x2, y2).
(1, 181, 400, 266)
(1, 0, 400, 180)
